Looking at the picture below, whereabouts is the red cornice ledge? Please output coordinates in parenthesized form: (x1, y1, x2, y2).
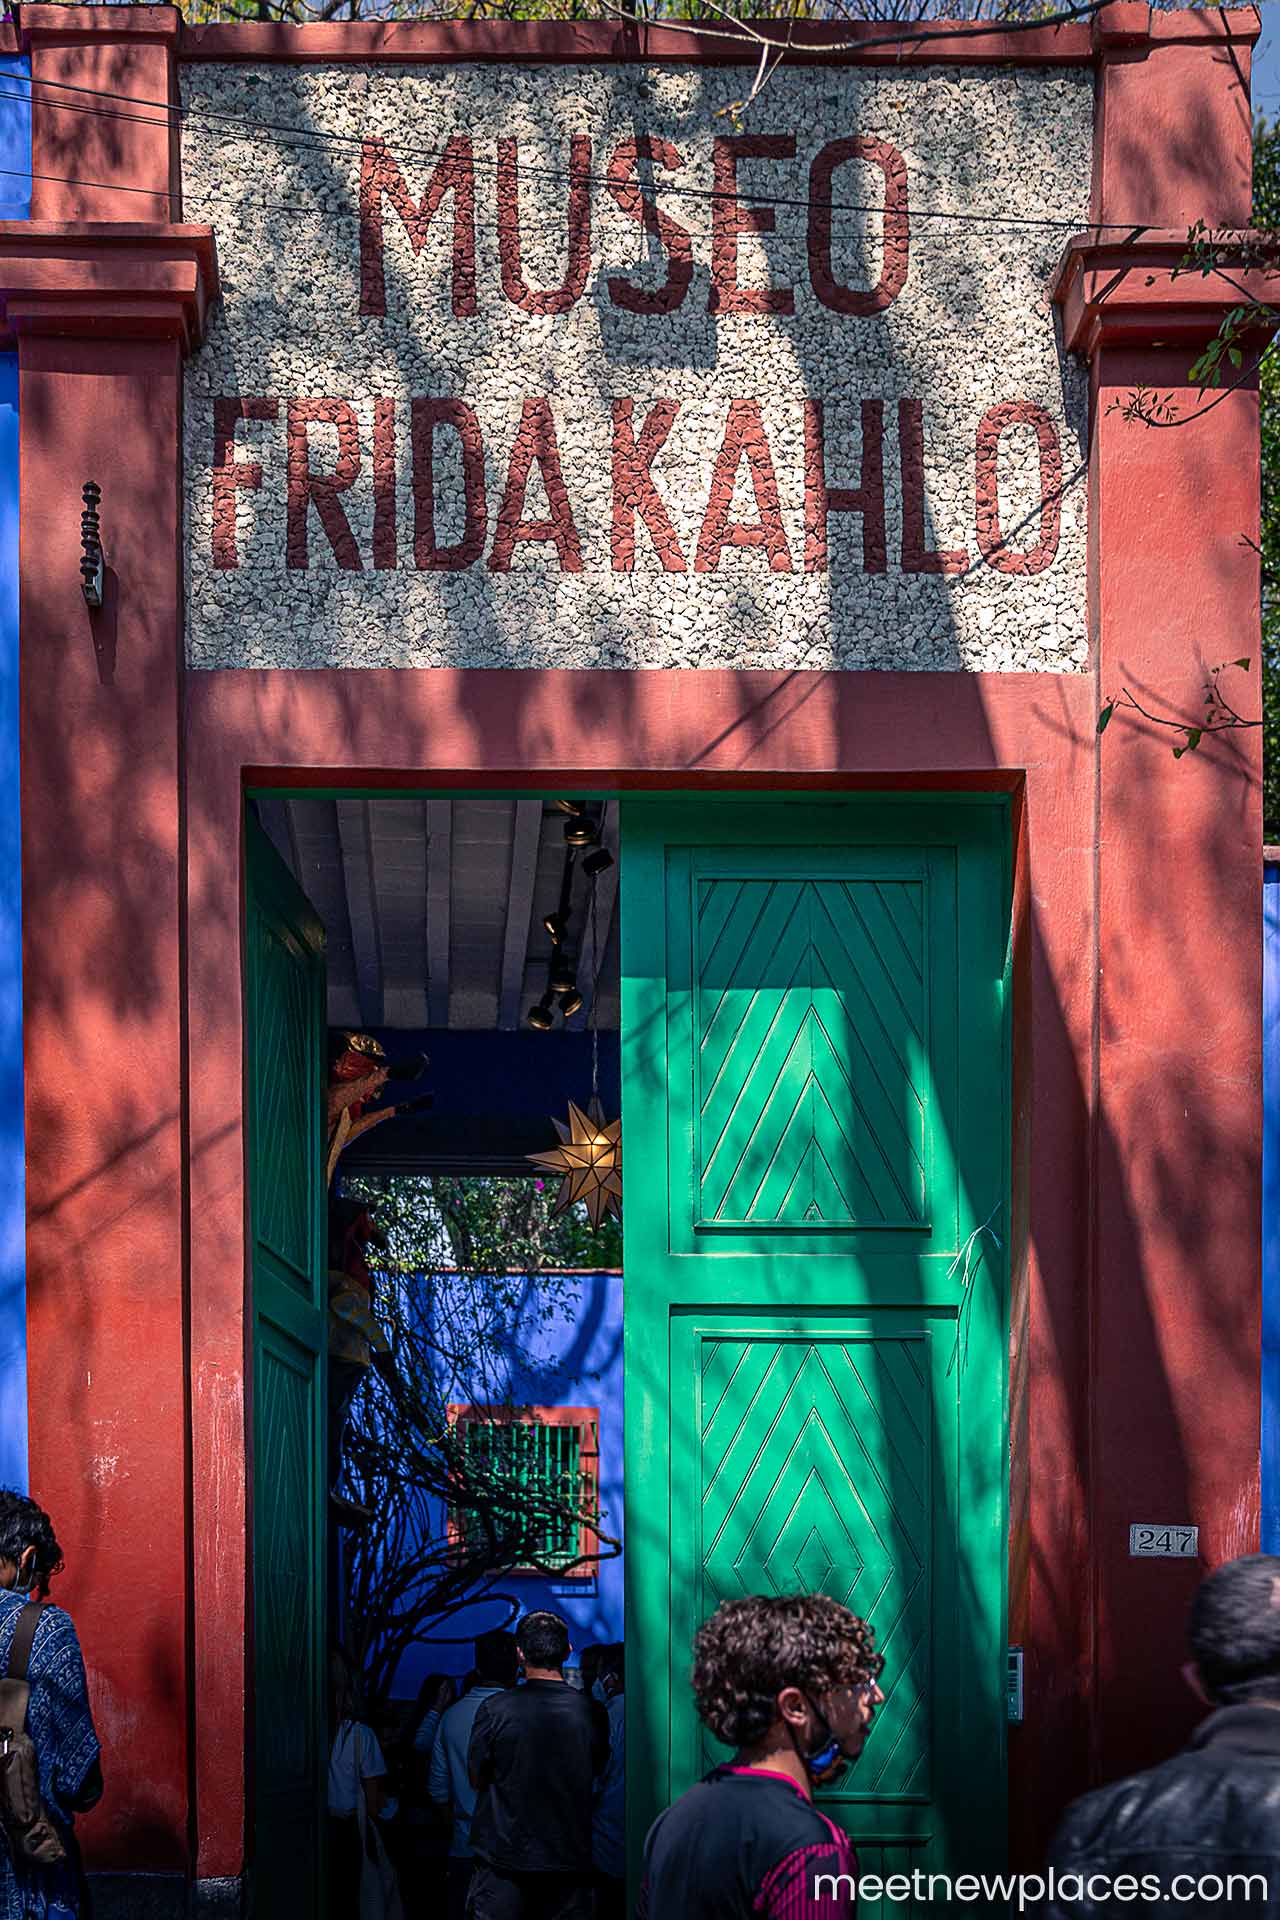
(0, 223, 219, 353)
(1050, 230, 1279, 358)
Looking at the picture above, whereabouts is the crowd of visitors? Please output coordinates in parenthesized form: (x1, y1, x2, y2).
(4, 1478, 1280, 1920)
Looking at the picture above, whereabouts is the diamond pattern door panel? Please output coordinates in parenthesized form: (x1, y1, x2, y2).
(696, 1332, 930, 1805)
(246, 818, 327, 1920)
(696, 877, 928, 1231)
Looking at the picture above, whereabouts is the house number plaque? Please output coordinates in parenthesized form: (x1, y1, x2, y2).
(1129, 1523, 1199, 1558)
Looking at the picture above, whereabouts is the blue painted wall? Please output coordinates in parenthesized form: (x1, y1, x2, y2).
(1264, 862, 1279, 1551)
(393, 1270, 623, 1695)
(0, 57, 29, 1493)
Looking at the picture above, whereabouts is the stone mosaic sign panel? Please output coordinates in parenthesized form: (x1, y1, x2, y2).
(181, 61, 1092, 671)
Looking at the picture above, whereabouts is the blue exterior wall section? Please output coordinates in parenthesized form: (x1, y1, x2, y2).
(394, 1269, 624, 1695)
(1264, 862, 1279, 1551)
(0, 57, 30, 1492)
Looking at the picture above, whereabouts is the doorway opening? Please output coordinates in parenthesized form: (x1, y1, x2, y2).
(244, 789, 625, 1914)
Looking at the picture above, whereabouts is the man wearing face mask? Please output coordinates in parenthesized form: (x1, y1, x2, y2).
(637, 1595, 883, 1919)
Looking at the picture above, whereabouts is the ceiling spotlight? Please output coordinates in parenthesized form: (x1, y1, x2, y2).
(564, 815, 599, 848)
(558, 986, 584, 1018)
(550, 956, 578, 995)
(527, 997, 555, 1032)
(554, 799, 585, 817)
(543, 909, 567, 943)
(581, 845, 614, 880)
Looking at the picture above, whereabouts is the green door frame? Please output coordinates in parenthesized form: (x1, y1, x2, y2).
(244, 817, 329, 1919)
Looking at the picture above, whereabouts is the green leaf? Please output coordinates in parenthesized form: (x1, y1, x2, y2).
(1173, 745, 1186, 758)
(1185, 728, 1203, 753)
(1235, 657, 1252, 670)
(1097, 702, 1115, 735)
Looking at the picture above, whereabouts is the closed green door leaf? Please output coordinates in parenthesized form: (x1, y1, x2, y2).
(246, 819, 327, 1920)
(623, 800, 1007, 1896)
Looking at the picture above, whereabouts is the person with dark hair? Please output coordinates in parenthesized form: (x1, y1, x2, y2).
(639, 1594, 884, 1919)
(466, 1611, 609, 1919)
(428, 1634, 518, 1920)
(0, 1489, 101, 1920)
(1043, 1553, 1280, 1915)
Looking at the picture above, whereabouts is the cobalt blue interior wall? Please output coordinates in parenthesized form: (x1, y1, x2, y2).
(0, 58, 30, 1494)
(1264, 862, 1278, 1552)
(393, 1270, 623, 1695)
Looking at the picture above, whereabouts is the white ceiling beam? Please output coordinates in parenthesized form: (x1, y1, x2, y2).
(498, 799, 544, 1031)
(426, 798, 453, 1030)
(569, 801, 620, 1031)
(370, 799, 429, 1029)
(335, 798, 383, 1029)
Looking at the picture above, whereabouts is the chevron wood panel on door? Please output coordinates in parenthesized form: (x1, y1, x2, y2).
(698, 1333, 930, 1799)
(695, 876, 928, 1230)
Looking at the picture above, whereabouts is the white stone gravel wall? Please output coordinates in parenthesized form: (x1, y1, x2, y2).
(181, 59, 1092, 672)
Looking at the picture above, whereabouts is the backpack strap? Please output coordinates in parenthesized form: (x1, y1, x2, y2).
(5, 1603, 41, 1685)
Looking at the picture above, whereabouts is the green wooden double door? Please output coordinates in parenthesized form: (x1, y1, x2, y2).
(243, 795, 1009, 1914)
(620, 798, 1010, 1901)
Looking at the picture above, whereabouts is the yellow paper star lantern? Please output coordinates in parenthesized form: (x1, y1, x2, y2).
(528, 1097, 622, 1231)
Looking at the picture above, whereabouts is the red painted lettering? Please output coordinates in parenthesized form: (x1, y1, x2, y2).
(696, 399, 792, 573)
(974, 400, 1062, 575)
(898, 398, 968, 576)
(411, 398, 488, 571)
(803, 399, 886, 574)
(372, 396, 397, 570)
(709, 136, 797, 316)
(808, 138, 910, 317)
(611, 399, 685, 573)
(212, 396, 278, 571)
(605, 138, 694, 316)
(497, 137, 592, 316)
(359, 135, 477, 320)
(489, 399, 583, 573)
(286, 398, 363, 571)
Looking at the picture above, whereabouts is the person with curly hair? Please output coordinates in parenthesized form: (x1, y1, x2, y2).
(637, 1594, 884, 1918)
(0, 1490, 102, 1920)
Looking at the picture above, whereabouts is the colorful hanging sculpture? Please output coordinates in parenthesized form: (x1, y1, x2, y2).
(326, 1031, 431, 1186)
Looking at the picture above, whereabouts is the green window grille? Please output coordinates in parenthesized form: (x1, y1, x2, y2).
(448, 1407, 599, 1575)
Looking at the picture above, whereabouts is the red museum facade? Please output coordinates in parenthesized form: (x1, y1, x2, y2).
(0, 3, 1270, 1908)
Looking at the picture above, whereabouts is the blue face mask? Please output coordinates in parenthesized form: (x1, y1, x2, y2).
(800, 1696, 850, 1789)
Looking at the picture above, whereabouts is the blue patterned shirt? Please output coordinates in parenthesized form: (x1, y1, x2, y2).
(0, 1589, 100, 1920)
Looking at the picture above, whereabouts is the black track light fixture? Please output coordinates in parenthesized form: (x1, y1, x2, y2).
(581, 845, 614, 880)
(564, 813, 599, 848)
(544, 909, 567, 943)
(554, 799, 585, 817)
(527, 995, 555, 1032)
(549, 956, 578, 995)
(558, 986, 584, 1018)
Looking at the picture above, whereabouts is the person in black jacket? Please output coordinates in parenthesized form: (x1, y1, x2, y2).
(466, 1610, 608, 1920)
(1044, 1554, 1280, 1916)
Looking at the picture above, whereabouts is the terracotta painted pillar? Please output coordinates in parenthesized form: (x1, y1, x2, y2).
(1057, 2, 1266, 1794)
(1, 4, 217, 1889)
